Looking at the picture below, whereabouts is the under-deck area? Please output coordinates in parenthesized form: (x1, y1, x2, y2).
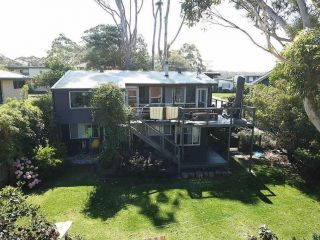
(181, 149, 228, 169)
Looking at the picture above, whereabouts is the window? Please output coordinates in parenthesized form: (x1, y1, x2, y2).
(13, 80, 25, 89)
(174, 87, 185, 104)
(186, 86, 196, 103)
(150, 86, 162, 104)
(139, 86, 149, 104)
(183, 126, 200, 145)
(148, 125, 171, 136)
(70, 123, 100, 139)
(70, 91, 91, 108)
(127, 88, 138, 107)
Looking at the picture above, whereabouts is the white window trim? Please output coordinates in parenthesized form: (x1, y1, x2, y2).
(185, 86, 196, 104)
(149, 86, 163, 105)
(174, 86, 186, 104)
(69, 123, 100, 140)
(175, 126, 201, 146)
(126, 86, 139, 107)
(196, 88, 208, 108)
(69, 91, 91, 109)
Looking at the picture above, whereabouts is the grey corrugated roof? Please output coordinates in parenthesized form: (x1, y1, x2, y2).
(0, 70, 31, 80)
(51, 70, 216, 90)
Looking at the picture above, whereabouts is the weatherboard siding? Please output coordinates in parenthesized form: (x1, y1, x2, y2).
(1, 80, 22, 101)
(52, 89, 92, 124)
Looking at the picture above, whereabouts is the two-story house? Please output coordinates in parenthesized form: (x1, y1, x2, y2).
(0, 70, 30, 103)
(52, 70, 255, 172)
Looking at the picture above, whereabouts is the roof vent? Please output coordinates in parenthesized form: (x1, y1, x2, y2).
(177, 68, 182, 74)
(99, 66, 104, 73)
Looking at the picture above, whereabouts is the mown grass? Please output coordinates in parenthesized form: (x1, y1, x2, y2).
(212, 92, 235, 100)
(27, 160, 320, 240)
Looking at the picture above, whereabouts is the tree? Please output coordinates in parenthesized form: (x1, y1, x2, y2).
(46, 34, 84, 66)
(90, 84, 129, 166)
(94, 0, 144, 69)
(166, 43, 205, 71)
(83, 24, 151, 70)
(0, 99, 45, 164)
(83, 24, 122, 69)
(181, 0, 320, 133)
(34, 58, 74, 87)
(151, 0, 186, 69)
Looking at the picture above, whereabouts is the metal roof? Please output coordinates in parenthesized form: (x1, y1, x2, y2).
(51, 70, 216, 90)
(0, 70, 31, 80)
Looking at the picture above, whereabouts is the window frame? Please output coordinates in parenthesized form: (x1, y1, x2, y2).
(174, 86, 186, 104)
(13, 80, 25, 89)
(149, 86, 162, 105)
(126, 87, 139, 107)
(176, 126, 201, 146)
(69, 91, 92, 109)
(69, 123, 100, 140)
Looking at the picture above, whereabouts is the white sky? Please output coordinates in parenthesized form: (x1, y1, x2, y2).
(0, 0, 278, 72)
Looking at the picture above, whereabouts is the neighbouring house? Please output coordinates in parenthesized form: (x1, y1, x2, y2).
(243, 74, 261, 84)
(250, 71, 271, 86)
(7, 65, 50, 92)
(0, 70, 30, 103)
(51, 70, 255, 172)
(204, 72, 235, 92)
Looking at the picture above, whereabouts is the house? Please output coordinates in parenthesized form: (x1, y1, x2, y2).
(250, 71, 271, 86)
(243, 74, 261, 83)
(204, 72, 235, 92)
(0, 70, 30, 103)
(51, 70, 255, 172)
(7, 66, 50, 92)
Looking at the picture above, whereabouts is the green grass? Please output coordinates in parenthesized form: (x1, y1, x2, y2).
(212, 93, 235, 100)
(27, 160, 320, 240)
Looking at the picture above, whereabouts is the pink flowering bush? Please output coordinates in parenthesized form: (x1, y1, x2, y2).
(14, 157, 41, 189)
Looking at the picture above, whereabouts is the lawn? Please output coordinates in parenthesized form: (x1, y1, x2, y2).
(212, 92, 235, 100)
(27, 160, 320, 240)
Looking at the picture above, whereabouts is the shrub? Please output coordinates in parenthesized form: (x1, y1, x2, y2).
(0, 186, 59, 239)
(293, 140, 320, 181)
(14, 157, 41, 189)
(258, 225, 278, 240)
(34, 143, 64, 180)
(238, 129, 261, 152)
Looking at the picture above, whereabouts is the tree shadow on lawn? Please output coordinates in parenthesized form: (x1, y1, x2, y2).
(81, 160, 280, 227)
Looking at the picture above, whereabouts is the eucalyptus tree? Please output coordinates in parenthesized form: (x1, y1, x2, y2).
(94, 0, 144, 69)
(181, 0, 320, 133)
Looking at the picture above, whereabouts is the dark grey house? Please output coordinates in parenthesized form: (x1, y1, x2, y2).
(52, 70, 255, 172)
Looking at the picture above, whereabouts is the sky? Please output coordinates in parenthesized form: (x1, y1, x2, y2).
(0, 0, 278, 72)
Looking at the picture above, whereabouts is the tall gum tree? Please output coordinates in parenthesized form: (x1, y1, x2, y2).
(181, 0, 320, 133)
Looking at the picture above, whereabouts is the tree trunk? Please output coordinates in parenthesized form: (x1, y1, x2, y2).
(163, 0, 170, 63)
(303, 96, 320, 133)
(296, 0, 311, 28)
(151, 1, 159, 70)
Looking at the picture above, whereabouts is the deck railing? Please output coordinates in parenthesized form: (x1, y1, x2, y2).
(131, 105, 256, 126)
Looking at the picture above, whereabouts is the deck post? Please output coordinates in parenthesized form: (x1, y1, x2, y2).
(227, 113, 232, 162)
(249, 109, 256, 172)
(249, 126, 254, 172)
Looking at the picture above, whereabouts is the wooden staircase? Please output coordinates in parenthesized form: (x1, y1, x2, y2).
(130, 121, 179, 163)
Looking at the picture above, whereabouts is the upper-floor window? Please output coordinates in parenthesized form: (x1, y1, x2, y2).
(127, 88, 138, 107)
(186, 86, 196, 103)
(70, 91, 91, 108)
(13, 80, 25, 89)
(174, 87, 185, 104)
(150, 86, 162, 104)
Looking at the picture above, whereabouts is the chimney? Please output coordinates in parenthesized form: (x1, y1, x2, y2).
(99, 66, 104, 73)
(164, 61, 169, 77)
(177, 67, 182, 74)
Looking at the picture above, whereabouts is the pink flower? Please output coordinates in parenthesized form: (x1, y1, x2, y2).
(27, 175, 31, 179)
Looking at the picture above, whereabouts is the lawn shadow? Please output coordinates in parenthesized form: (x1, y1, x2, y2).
(82, 159, 279, 227)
